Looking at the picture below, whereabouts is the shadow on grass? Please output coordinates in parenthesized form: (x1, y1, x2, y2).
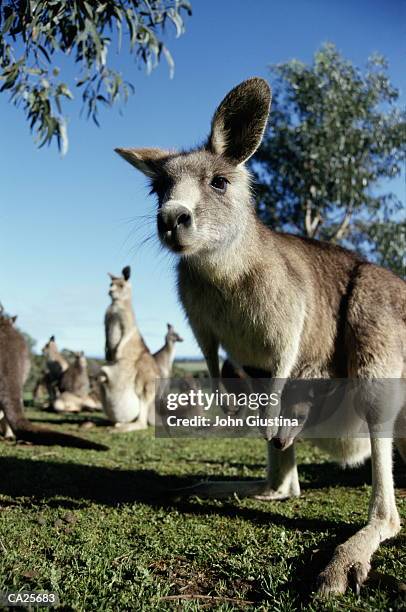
(180, 456, 405, 490)
(28, 414, 108, 427)
(2, 456, 404, 602)
(2, 453, 404, 507)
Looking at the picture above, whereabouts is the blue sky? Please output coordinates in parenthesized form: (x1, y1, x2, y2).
(0, 0, 404, 357)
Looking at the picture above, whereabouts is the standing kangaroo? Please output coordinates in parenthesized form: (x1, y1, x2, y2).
(153, 324, 183, 378)
(116, 78, 406, 596)
(101, 266, 159, 430)
(34, 335, 69, 405)
(104, 265, 134, 362)
(42, 335, 69, 378)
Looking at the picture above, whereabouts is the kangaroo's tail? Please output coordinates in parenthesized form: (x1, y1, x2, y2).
(10, 417, 108, 451)
(2, 395, 107, 451)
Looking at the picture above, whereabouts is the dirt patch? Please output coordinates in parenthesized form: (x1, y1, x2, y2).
(150, 556, 260, 604)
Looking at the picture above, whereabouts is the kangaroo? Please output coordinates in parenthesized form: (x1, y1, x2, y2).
(42, 335, 69, 378)
(153, 324, 183, 378)
(59, 351, 90, 397)
(33, 335, 69, 405)
(116, 77, 406, 596)
(101, 267, 160, 430)
(54, 351, 99, 413)
(104, 265, 134, 362)
(0, 312, 107, 450)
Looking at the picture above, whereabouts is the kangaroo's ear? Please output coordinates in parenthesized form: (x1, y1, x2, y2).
(50, 335, 55, 342)
(122, 266, 131, 281)
(108, 273, 116, 281)
(208, 77, 271, 165)
(11, 315, 17, 324)
(115, 147, 172, 178)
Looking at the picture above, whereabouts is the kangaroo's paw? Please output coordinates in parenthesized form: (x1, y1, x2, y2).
(110, 421, 147, 433)
(316, 557, 371, 597)
(254, 488, 300, 501)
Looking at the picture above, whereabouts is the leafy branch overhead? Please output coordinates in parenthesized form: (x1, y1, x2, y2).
(0, 0, 192, 153)
(250, 44, 406, 276)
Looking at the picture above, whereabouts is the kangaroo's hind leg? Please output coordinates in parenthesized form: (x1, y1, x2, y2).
(317, 375, 403, 596)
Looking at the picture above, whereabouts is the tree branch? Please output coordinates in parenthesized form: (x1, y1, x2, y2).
(330, 204, 353, 242)
(304, 199, 322, 238)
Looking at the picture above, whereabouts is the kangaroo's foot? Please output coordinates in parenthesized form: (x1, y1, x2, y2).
(316, 514, 400, 596)
(0, 416, 15, 440)
(317, 437, 401, 596)
(254, 486, 300, 501)
(258, 442, 301, 501)
(110, 420, 148, 433)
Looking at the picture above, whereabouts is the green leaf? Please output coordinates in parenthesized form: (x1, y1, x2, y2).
(0, 0, 192, 153)
(1, 12, 14, 36)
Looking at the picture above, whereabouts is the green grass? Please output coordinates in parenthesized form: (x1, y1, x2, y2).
(1, 407, 405, 611)
(174, 359, 208, 375)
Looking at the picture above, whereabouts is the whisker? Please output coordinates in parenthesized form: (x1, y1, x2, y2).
(119, 213, 157, 226)
(120, 215, 157, 253)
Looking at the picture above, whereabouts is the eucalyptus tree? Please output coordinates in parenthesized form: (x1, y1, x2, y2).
(0, 0, 192, 153)
(251, 44, 405, 275)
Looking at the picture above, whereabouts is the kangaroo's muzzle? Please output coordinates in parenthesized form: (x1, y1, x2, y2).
(158, 203, 195, 253)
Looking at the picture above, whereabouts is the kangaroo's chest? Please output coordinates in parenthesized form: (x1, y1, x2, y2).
(212, 297, 272, 365)
(106, 305, 133, 334)
(182, 275, 288, 370)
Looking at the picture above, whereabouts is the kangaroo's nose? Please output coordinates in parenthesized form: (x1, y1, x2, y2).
(158, 206, 192, 233)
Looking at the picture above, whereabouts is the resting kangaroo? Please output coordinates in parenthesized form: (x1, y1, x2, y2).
(54, 351, 99, 413)
(153, 324, 183, 378)
(0, 312, 106, 450)
(116, 77, 406, 596)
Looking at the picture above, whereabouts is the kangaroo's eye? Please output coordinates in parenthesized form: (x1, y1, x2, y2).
(210, 176, 228, 192)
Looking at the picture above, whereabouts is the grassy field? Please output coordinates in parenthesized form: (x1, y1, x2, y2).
(0, 407, 405, 611)
(175, 360, 208, 375)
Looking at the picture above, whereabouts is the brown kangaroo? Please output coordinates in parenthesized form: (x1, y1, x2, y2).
(153, 324, 183, 378)
(101, 266, 159, 430)
(104, 265, 134, 362)
(0, 312, 107, 450)
(54, 351, 99, 413)
(33, 335, 69, 405)
(116, 77, 406, 596)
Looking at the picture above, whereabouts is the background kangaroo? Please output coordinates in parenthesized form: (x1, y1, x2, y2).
(42, 335, 69, 378)
(153, 323, 183, 378)
(101, 266, 159, 430)
(116, 77, 406, 596)
(0, 311, 106, 450)
(104, 265, 134, 362)
(33, 335, 69, 405)
(58, 351, 90, 397)
(54, 351, 100, 413)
